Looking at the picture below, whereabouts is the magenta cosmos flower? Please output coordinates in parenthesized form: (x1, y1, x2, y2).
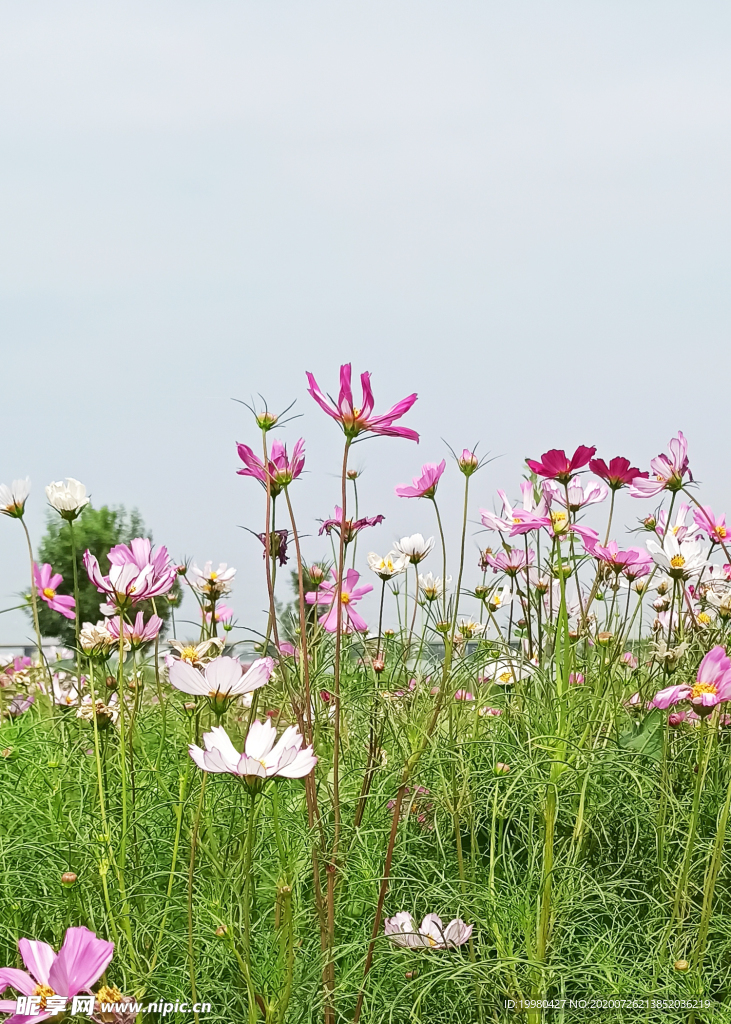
(587, 541, 653, 576)
(651, 646, 731, 713)
(630, 431, 691, 498)
(318, 506, 384, 543)
(33, 563, 75, 620)
(189, 721, 317, 782)
(693, 505, 728, 546)
(526, 446, 596, 484)
(384, 912, 472, 949)
(305, 568, 372, 632)
(84, 539, 176, 608)
(236, 438, 305, 496)
(484, 548, 534, 576)
(589, 456, 648, 491)
(0, 926, 114, 1023)
(395, 460, 446, 499)
(306, 364, 419, 441)
(106, 611, 163, 648)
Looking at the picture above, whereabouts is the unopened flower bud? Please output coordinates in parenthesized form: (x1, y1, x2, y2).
(494, 762, 510, 776)
(643, 515, 657, 531)
(61, 871, 77, 886)
(674, 959, 689, 972)
(176, 564, 188, 575)
(309, 565, 325, 584)
(474, 586, 488, 601)
(256, 411, 278, 431)
(597, 631, 613, 645)
(373, 658, 386, 674)
(183, 702, 196, 712)
(435, 621, 451, 634)
(105, 676, 117, 690)
(215, 925, 228, 937)
(517, 618, 526, 629)
(458, 449, 479, 476)
(383, 629, 395, 638)
(346, 469, 360, 480)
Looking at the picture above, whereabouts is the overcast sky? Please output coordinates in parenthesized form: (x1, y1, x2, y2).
(1, 1, 730, 646)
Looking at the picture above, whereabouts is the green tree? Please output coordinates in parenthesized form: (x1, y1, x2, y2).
(32, 504, 177, 646)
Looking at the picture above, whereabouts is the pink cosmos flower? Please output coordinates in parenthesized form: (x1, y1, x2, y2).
(305, 568, 373, 633)
(621, 652, 638, 670)
(454, 689, 475, 701)
(395, 460, 446, 499)
(629, 431, 691, 498)
(668, 711, 686, 727)
(0, 926, 114, 1024)
(569, 672, 584, 685)
(589, 456, 648, 491)
(189, 721, 317, 781)
(33, 563, 75, 620)
(484, 548, 534, 576)
(650, 646, 731, 712)
(6, 656, 32, 676)
(108, 538, 175, 588)
(84, 549, 173, 608)
(306, 364, 419, 441)
(526, 446, 597, 484)
(482, 481, 548, 533)
(656, 504, 700, 544)
(106, 612, 163, 647)
(318, 507, 384, 543)
(543, 476, 608, 511)
(236, 438, 306, 496)
(693, 506, 729, 546)
(588, 542, 653, 576)
(203, 603, 234, 625)
(384, 912, 472, 949)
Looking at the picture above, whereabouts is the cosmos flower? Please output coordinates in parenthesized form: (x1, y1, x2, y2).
(692, 506, 729, 546)
(33, 563, 75, 620)
(543, 476, 608, 511)
(169, 656, 273, 701)
(526, 446, 597, 484)
(166, 637, 224, 667)
(0, 478, 31, 518)
(257, 528, 289, 566)
(630, 431, 691, 498)
(189, 562, 236, 597)
(306, 364, 419, 441)
(106, 612, 163, 648)
(0, 926, 114, 1023)
(418, 572, 449, 600)
(395, 461, 446, 499)
(189, 721, 317, 782)
(656, 504, 701, 544)
(589, 542, 654, 576)
(484, 548, 534, 576)
(305, 569, 372, 633)
(79, 622, 115, 657)
(650, 646, 731, 713)
(646, 532, 706, 581)
(589, 456, 647, 491)
(367, 551, 408, 580)
(481, 481, 547, 533)
(45, 478, 90, 521)
(394, 534, 435, 564)
(236, 438, 306, 496)
(107, 538, 175, 591)
(384, 912, 472, 949)
(319, 507, 384, 544)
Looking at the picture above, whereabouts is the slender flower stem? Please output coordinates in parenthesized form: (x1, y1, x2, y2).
(432, 497, 448, 622)
(603, 489, 616, 547)
(692, 741, 731, 973)
(188, 772, 208, 1024)
(68, 518, 82, 707)
(242, 787, 260, 1024)
(20, 517, 53, 698)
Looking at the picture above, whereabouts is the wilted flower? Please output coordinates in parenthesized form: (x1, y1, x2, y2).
(526, 446, 597, 484)
(367, 551, 408, 580)
(305, 569, 372, 633)
(478, 706, 502, 718)
(306, 363, 418, 441)
(33, 563, 76, 620)
(384, 912, 472, 949)
(0, 926, 114, 1015)
(0, 478, 31, 518)
(319, 507, 384, 544)
(77, 695, 119, 727)
(396, 461, 446, 499)
(80, 621, 114, 657)
(189, 721, 317, 782)
(45, 478, 90, 521)
(257, 529, 289, 566)
(394, 534, 434, 564)
(630, 431, 691, 498)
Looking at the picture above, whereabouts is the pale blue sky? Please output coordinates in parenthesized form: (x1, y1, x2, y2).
(1, 1, 730, 645)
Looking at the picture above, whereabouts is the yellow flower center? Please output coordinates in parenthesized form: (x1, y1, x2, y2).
(96, 985, 124, 1005)
(698, 613, 711, 625)
(691, 681, 717, 699)
(33, 984, 55, 1009)
(42, 587, 56, 599)
(180, 645, 198, 661)
(210, 571, 218, 580)
(670, 555, 686, 568)
(498, 671, 512, 684)
(719, 527, 727, 538)
(341, 592, 350, 604)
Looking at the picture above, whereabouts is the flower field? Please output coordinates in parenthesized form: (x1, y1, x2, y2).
(3, 365, 731, 1023)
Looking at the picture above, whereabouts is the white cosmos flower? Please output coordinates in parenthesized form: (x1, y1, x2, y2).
(79, 620, 115, 656)
(394, 534, 434, 564)
(646, 533, 706, 581)
(0, 478, 31, 518)
(480, 658, 534, 687)
(486, 584, 513, 613)
(367, 551, 408, 580)
(190, 562, 237, 596)
(384, 912, 473, 949)
(418, 572, 449, 600)
(45, 478, 90, 520)
(168, 655, 272, 699)
(189, 721, 317, 781)
(455, 617, 486, 640)
(167, 637, 224, 666)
